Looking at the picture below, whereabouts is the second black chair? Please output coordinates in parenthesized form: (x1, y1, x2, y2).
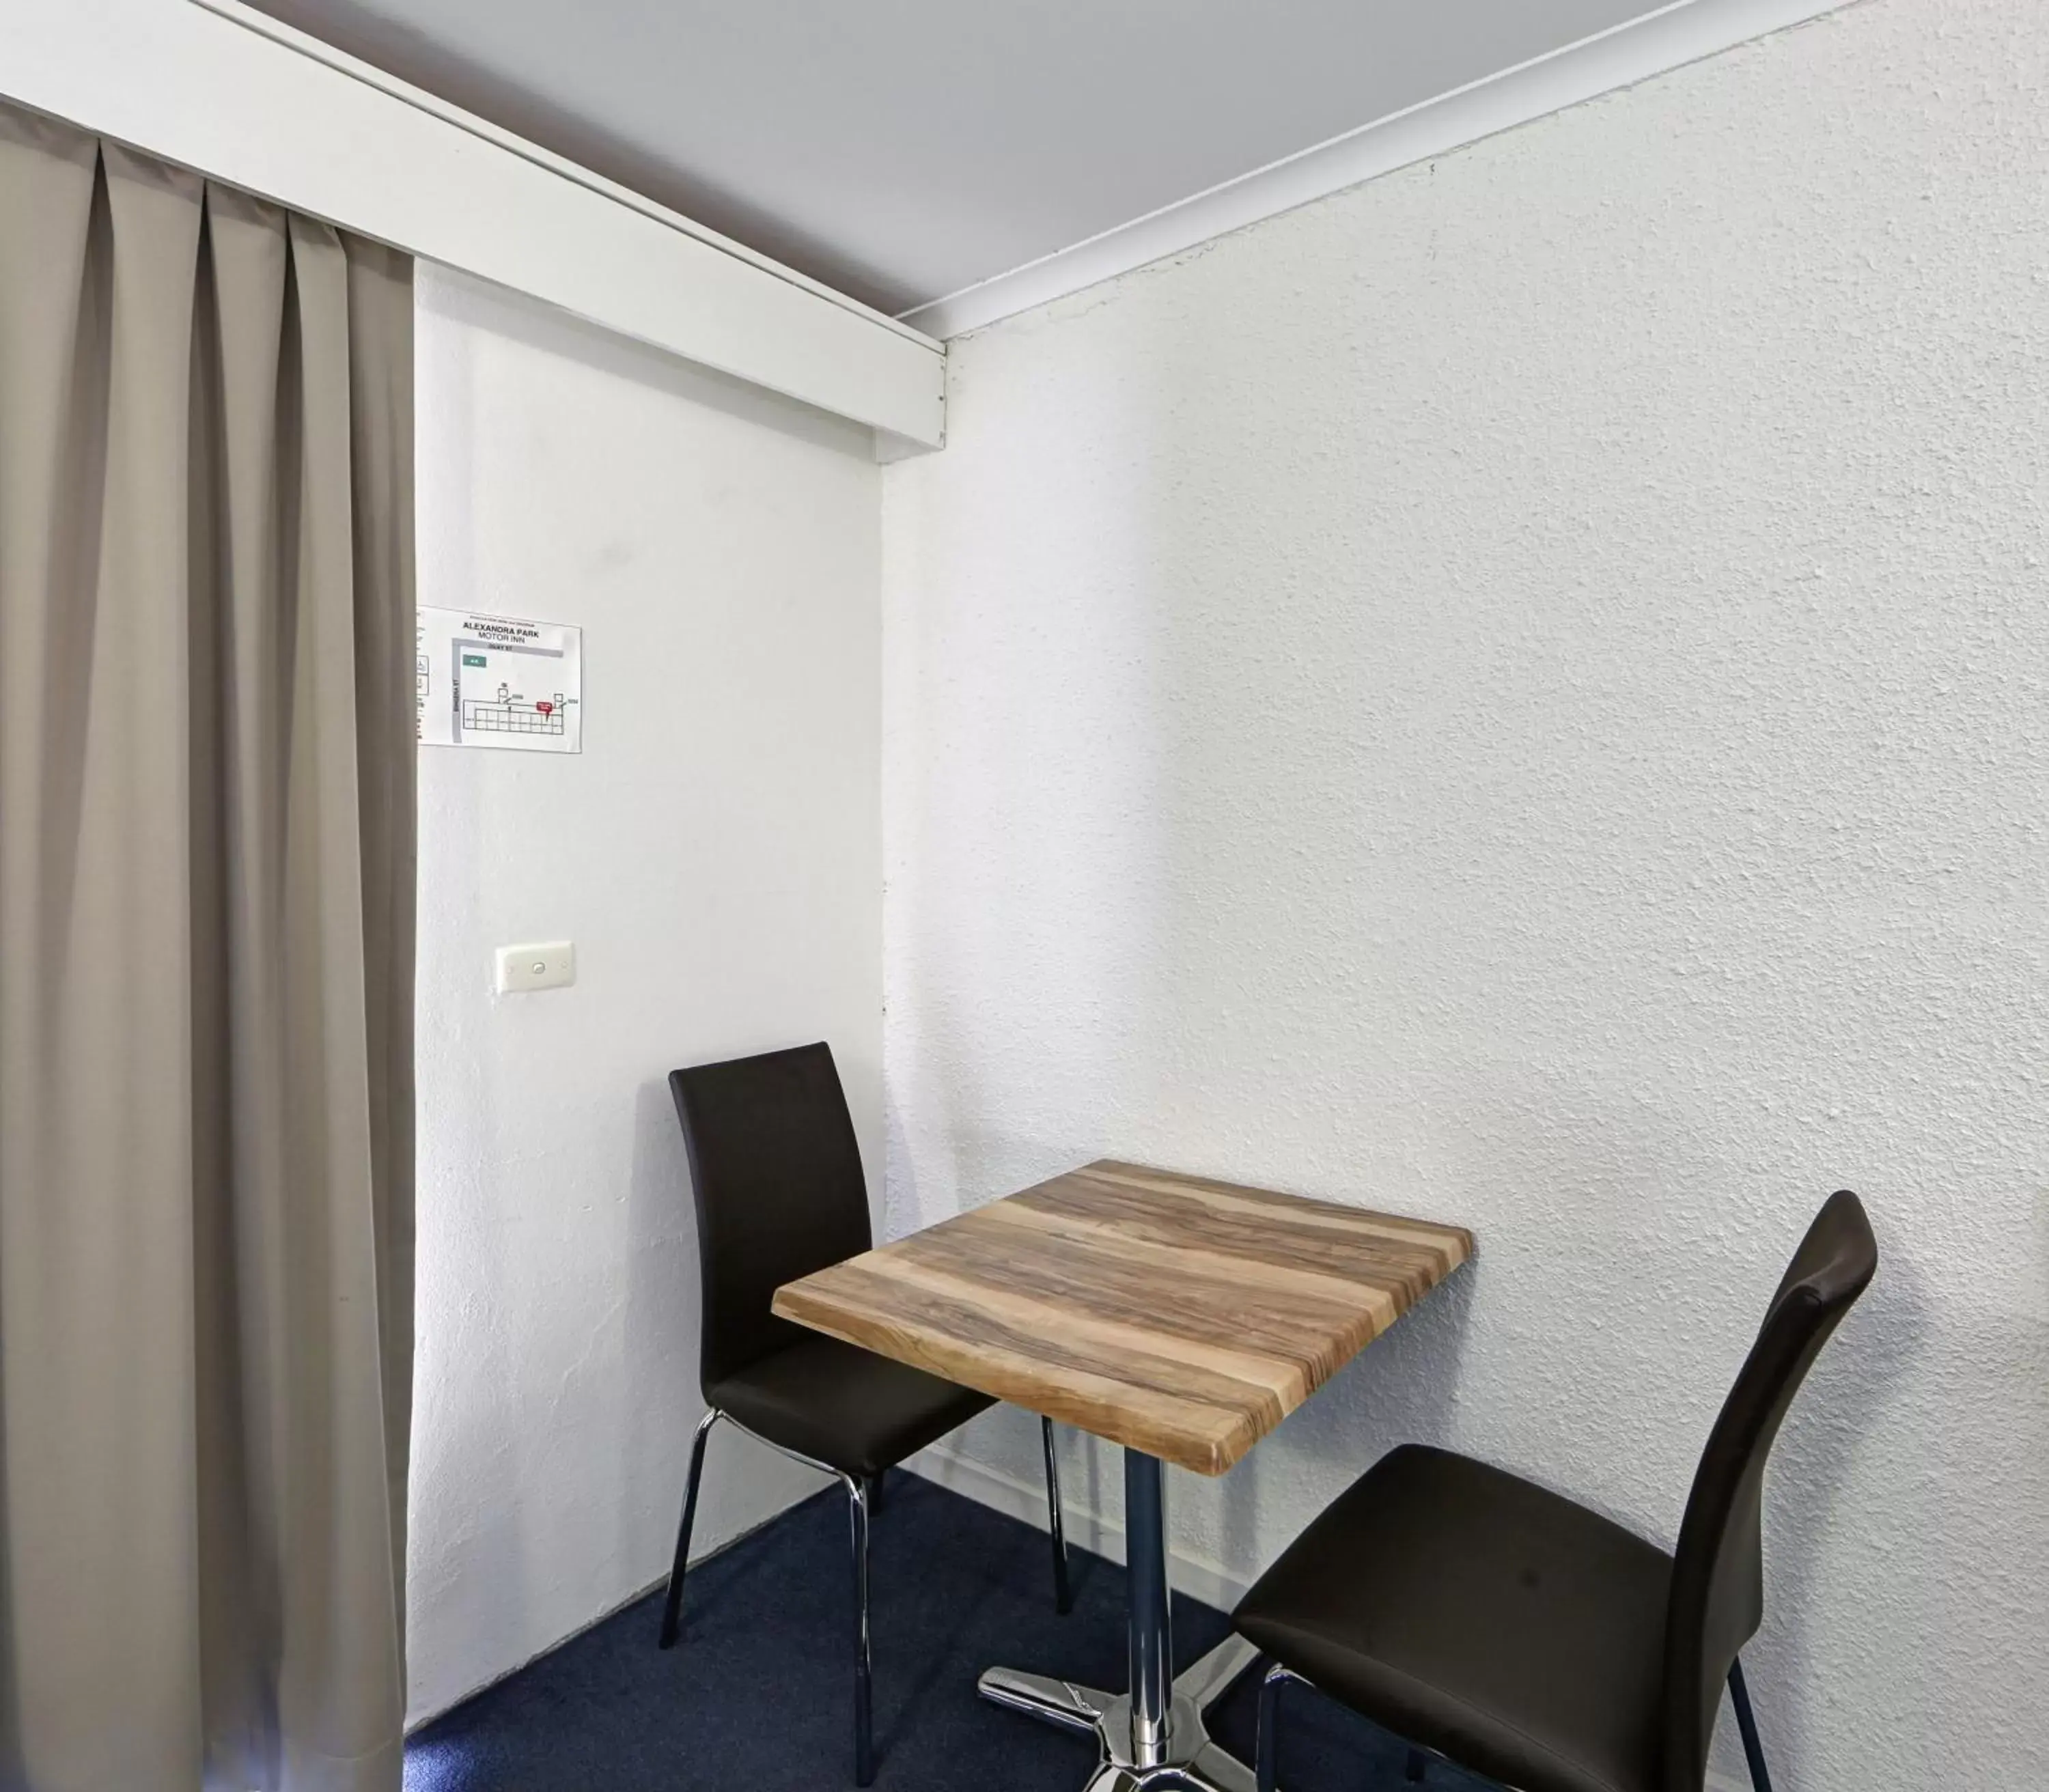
(1236, 1188, 1877, 1792)
(655, 1041, 1071, 1786)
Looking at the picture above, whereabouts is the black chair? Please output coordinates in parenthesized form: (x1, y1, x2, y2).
(1236, 1189, 1876, 1792)
(655, 1041, 1071, 1785)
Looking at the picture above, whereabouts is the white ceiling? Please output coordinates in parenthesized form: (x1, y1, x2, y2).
(248, 0, 1693, 322)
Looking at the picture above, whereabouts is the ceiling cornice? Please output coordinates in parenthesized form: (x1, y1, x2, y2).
(898, 0, 1858, 341)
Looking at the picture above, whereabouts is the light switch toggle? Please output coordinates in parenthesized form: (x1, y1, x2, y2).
(496, 940, 574, 994)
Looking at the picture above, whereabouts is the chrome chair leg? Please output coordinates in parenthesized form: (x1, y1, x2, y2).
(656, 1408, 721, 1649)
(1729, 1657, 1774, 1792)
(1042, 1415, 1073, 1614)
(1256, 1661, 1307, 1792)
(846, 1473, 875, 1787)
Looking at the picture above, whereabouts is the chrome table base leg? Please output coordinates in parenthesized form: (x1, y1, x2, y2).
(1175, 1636, 1261, 1713)
(978, 1651, 1258, 1791)
(979, 1667, 1112, 1737)
(978, 1449, 1261, 1791)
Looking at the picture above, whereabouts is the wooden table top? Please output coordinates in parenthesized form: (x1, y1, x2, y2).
(772, 1159, 1472, 1475)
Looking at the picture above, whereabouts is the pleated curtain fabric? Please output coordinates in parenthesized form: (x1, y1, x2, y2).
(0, 100, 415, 1792)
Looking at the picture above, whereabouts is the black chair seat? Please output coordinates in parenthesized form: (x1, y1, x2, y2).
(1240, 1191, 1874, 1792)
(660, 1041, 1072, 1783)
(709, 1334, 996, 1480)
(1235, 1443, 1673, 1792)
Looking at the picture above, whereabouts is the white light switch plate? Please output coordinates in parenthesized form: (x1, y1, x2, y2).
(495, 940, 574, 994)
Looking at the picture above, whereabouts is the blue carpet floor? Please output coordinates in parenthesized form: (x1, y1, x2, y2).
(406, 1472, 1494, 1791)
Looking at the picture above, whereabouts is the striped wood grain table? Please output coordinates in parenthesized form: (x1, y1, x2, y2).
(775, 1160, 1472, 1788)
(773, 1158, 1473, 1476)
(770, 1155, 1475, 1786)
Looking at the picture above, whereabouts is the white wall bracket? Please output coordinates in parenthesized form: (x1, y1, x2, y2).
(1, 0, 947, 449)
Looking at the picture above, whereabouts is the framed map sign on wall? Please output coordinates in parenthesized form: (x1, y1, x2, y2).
(417, 608, 583, 754)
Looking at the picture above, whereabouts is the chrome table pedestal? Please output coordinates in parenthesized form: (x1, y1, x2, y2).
(979, 1450, 1261, 1791)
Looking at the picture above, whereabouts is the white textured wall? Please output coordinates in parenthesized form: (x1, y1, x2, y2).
(409, 265, 880, 1721)
(882, 1, 2048, 1787)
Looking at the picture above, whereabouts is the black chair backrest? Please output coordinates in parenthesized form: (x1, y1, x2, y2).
(1660, 1189, 1877, 1789)
(668, 1042, 873, 1392)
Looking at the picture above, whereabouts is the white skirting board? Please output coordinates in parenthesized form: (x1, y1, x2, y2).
(903, 1442, 1753, 1792)
(904, 1441, 1249, 1627)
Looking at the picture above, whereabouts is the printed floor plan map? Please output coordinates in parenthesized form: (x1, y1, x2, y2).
(417, 608, 583, 753)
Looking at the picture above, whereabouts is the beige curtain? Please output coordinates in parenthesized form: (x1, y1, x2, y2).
(0, 101, 415, 1792)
